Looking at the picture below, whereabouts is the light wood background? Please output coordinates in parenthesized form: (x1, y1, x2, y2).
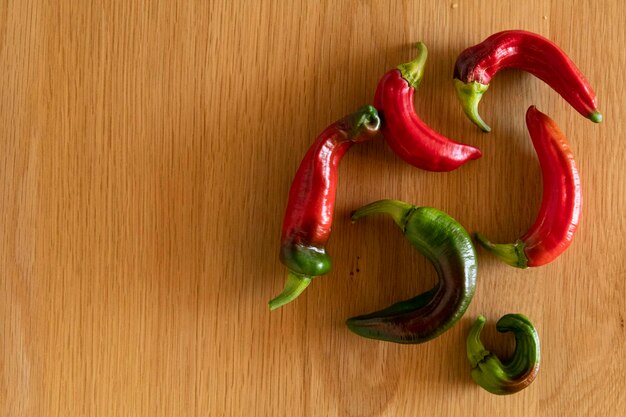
(1, 1, 624, 416)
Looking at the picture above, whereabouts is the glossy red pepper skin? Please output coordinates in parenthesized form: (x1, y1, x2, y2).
(375, 43, 481, 171)
(476, 106, 581, 268)
(454, 30, 602, 132)
(270, 106, 381, 310)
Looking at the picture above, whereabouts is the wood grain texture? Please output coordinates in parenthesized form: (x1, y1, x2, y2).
(1, 1, 624, 416)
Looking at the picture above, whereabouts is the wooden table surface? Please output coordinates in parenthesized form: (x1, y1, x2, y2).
(2, 1, 625, 416)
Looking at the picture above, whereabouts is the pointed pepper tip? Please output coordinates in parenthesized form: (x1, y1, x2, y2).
(589, 111, 603, 123)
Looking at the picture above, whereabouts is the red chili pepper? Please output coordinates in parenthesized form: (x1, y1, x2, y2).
(269, 106, 381, 310)
(454, 30, 602, 132)
(374, 42, 481, 171)
(475, 106, 581, 268)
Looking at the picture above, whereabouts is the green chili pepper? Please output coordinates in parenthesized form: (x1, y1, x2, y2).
(346, 200, 477, 344)
(467, 314, 541, 395)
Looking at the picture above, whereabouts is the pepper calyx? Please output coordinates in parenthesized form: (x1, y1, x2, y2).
(474, 233, 528, 269)
(279, 243, 331, 276)
(397, 42, 428, 89)
(349, 105, 381, 139)
(453, 79, 491, 132)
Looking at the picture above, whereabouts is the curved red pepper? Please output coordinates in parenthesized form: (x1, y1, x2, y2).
(375, 42, 481, 171)
(270, 106, 381, 310)
(476, 106, 581, 268)
(454, 30, 602, 132)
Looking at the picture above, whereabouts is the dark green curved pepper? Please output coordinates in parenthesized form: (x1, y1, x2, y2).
(346, 200, 477, 344)
(467, 314, 541, 395)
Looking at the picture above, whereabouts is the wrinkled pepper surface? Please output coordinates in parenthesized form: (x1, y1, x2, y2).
(467, 314, 541, 395)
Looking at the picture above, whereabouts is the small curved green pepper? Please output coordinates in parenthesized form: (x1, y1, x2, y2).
(346, 200, 477, 344)
(467, 314, 541, 395)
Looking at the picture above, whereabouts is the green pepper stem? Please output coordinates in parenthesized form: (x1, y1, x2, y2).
(268, 271, 313, 310)
(397, 42, 428, 89)
(453, 79, 491, 132)
(466, 315, 491, 368)
(350, 199, 415, 231)
(350, 105, 382, 138)
(474, 233, 528, 269)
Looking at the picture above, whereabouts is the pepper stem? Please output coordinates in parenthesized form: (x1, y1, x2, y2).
(466, 315, 491, 368)
(349, 105, 382, 138)
(351, 199, 415, 231)
(268, 271, 313, 310)
(474, 233, 528, 269)
(453, 79, 491, 132)
(397, 42, 428, 89)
